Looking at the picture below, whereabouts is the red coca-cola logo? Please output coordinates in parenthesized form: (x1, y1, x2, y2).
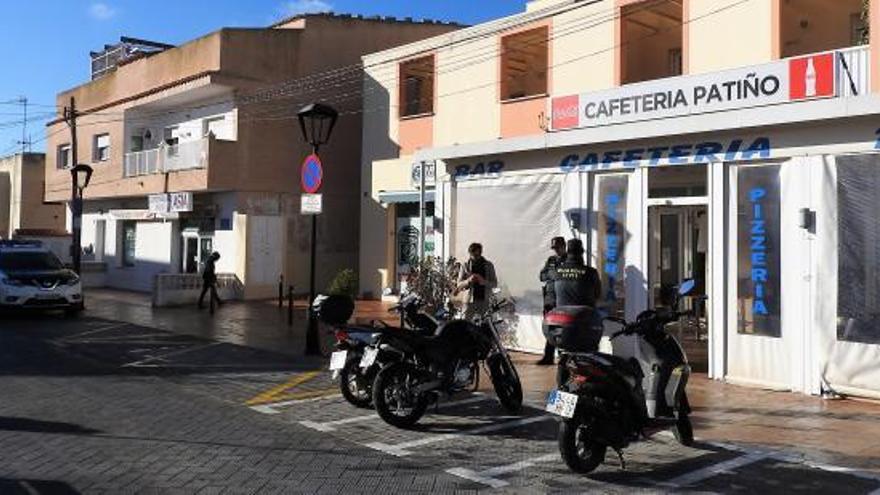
(789, 53, 835, 101)
(552, 95, 580, 130)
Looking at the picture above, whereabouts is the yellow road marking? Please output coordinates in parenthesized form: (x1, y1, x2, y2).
(245, 370, 322, 406)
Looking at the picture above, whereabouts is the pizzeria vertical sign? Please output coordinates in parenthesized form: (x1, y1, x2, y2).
(551, 52, 838, 131)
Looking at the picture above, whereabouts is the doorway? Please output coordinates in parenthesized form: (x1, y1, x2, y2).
(648, 204, 709, 371)
(181, 229, 213, 275)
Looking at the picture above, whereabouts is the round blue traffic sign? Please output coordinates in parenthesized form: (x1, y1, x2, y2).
(301, 154, 323, 194)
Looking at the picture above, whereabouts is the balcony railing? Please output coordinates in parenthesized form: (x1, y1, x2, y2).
(124, 138, 209, 177)
(836, 45, 870, 98)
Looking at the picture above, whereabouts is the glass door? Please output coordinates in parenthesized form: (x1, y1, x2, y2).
(726, 161, 810, 391)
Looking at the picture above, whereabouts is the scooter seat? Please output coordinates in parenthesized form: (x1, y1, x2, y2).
(570, 352, 642, 380)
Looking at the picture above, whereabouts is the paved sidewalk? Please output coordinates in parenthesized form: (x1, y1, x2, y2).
(85, 289, 880, 476)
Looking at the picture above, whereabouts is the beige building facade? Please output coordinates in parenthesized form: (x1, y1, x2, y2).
(44, 14, 459, 297)
(0, 153, 65, 239)
(361, 0, 880, 399)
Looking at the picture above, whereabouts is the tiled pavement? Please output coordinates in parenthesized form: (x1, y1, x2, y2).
(3, 291, 880, 493)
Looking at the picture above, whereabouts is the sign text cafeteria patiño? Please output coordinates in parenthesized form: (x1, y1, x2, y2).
(552, 53, 836, 130)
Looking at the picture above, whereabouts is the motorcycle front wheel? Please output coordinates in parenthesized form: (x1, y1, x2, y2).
(558, 416, 607, 474)
(486, 354, 523, 413)
(372, 363, 428, 429)
(339, 354, 373, 409)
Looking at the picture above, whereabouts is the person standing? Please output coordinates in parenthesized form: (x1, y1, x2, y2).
(198, 252, 223, 314)
(455, 243, 497, 320)
(538, 237, 566, 365)
(554, 239, 601, 308)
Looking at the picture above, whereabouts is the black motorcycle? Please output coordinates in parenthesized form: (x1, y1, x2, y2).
(317, 294, 439, 409)
(544, 280, 697, 474)
(370, 297, 523, 428)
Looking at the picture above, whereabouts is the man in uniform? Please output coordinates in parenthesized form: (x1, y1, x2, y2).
(554, 239, 601, 308)
(537, 236, 566, 365)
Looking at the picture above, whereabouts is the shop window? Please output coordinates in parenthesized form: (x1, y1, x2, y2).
(836, 156, 880, 345)
(500, 26, 549, 101)
(399, 56, 435, 117)
(736, 165, 781, 337)
(649, 165, 707, 198)
(122, 221, 136, 267)
(595, 174, 628, 317)
(92, 134, 110, 162)
(57, 144, 71, 169)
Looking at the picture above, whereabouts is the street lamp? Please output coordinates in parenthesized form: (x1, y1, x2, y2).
(298, 103, 338, 356)
(70, 163, 93, 275)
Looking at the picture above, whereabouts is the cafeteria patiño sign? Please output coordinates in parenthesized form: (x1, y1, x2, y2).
(552, 53, 836, 130)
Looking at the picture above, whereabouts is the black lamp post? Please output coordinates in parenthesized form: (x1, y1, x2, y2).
(70, 163, 93, 275)
(297, 103, 338, 356)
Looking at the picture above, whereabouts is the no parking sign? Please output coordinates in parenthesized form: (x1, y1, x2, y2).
(301, 154, 323, 194)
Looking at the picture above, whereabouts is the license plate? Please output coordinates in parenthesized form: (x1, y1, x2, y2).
(546, 390, 578, 418)
(329, 350, 347, 371)
(360, 347, 378, 368)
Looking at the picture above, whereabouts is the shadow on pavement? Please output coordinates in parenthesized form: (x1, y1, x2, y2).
(0, 478, 81, 494)
(0, 417, 101, 435)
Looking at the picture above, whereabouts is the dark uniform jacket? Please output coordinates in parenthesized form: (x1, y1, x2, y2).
(540, 255, 563, 309)
(554, 257, 601, 308)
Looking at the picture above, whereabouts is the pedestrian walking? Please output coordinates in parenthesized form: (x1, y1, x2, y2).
(455, 243, 498, 321)
(198, 252, 223, 314)
(538, 236, 566, 365)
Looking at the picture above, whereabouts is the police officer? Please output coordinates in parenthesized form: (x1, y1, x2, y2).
(554, 239, 601, 308)
(537, 236, 566, 365)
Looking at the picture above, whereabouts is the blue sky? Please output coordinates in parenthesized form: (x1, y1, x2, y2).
(0, 0, 522, 155)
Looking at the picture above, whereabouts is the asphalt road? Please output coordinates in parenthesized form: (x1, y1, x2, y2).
(2, 311, 879, 494)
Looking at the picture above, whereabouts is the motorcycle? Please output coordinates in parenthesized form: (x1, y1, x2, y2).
(544, 280, 697, 474)
(317, 293, 440, 409)
(370, 296, 523, 428)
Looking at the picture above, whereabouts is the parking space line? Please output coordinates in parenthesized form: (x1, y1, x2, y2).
(365, 414, 553, 457)
(298, 395, 489, 432)
(446, 453, 558, 488)
(250, 393, 343, 414)
(121, 342, 223, 368)
(245, 370, 323, 406)
(57, 323, 130, 340)
(659, 451, 769, 489)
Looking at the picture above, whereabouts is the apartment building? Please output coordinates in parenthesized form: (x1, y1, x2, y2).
(361, 0, 880, 398)
(44, 14, 460, 298)
(0, 153, 65, 239)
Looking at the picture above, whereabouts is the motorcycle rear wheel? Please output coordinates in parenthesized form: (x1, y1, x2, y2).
(372, 363, 428, 429)
(487, 354, 523, 413)
(559, 416, 607, 474)
(339, 355, 373, 409)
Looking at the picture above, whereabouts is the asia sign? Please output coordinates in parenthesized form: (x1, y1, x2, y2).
(552, 53, 837, 131)
(148, 192, 193, 213)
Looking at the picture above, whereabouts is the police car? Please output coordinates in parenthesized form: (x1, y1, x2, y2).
(0, 240, 83, 315)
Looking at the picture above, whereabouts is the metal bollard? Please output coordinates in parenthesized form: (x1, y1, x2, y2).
(278, 275, 284, 308)
(287, 285, 294, 327)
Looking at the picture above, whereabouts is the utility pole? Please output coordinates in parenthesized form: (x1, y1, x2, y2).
(64, 97, 82, 272)
(16, 96, 31, 154)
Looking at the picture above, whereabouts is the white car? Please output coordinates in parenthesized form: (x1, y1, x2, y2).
(0, 240, 84, 316)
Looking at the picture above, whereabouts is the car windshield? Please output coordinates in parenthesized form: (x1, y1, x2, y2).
(0, 251, 64, 271)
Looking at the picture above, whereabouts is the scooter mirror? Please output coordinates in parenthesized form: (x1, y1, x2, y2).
(679, 279, 696, 296)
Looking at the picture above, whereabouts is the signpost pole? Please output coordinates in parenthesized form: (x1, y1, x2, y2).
(303, 150, 322, 356)
(418, 161, 427, 262)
